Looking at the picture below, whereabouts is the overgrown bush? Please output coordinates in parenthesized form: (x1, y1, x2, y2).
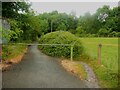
(39, 31, 84, 59)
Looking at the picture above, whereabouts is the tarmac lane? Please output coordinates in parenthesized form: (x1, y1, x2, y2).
(2, 45, 87, 88)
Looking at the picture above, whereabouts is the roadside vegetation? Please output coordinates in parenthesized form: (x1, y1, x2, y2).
(80, 54, 118, 88)
(1, 1, 37, 64)
(61, 60, 87, 80)
(1, 44, 27, 71)
(2, 44, 27, 61)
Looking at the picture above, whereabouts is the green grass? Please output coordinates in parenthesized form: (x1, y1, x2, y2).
(80, 55, 118, 88)
(79, 38, 118, 72)
(79, 37, 118, 88)
(2, 44, 27, 61)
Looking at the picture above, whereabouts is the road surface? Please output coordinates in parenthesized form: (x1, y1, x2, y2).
(3, 45, 87, 88)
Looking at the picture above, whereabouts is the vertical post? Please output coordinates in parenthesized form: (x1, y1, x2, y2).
(98, 43, 102, 64)
(71, 45, 73, 61)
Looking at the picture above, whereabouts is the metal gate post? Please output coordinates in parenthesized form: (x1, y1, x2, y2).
(71, 45, 73, 61)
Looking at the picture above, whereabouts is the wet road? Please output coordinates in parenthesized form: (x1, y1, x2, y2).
(3, 45, 87, 88)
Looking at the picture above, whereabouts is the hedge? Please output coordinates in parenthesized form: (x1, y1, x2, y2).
(39, 31, 84, 59)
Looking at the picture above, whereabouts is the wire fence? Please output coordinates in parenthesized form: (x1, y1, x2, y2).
(84, 43, 118, 72)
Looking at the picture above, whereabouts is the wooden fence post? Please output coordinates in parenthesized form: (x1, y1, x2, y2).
(71, 45, 73, 61)
(98, 43, 102, 64)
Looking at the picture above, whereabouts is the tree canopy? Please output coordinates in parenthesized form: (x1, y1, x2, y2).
(2, 1, 40, 42)
(1, 1, 119, 43)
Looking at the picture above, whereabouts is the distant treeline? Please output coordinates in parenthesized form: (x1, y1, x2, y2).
(37, 5, 119, 37)
(1, 1, 120, 43)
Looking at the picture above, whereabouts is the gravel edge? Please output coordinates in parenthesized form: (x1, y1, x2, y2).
(80, 62, 100, 88)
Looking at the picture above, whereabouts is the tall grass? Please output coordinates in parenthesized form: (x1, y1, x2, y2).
(2, 44, 27, 61)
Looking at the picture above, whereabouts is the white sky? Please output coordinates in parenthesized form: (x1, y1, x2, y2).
(29, 0, 119, 2)
(29, 0, 119, 17)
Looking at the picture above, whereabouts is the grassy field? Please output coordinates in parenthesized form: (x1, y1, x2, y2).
(79, 38, 118, 72)
(78, 38, 118, 88)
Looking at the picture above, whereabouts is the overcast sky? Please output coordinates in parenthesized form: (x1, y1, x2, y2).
(30, 2, 118, 17)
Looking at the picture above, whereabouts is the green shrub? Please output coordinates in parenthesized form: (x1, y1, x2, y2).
(39, 31, 84, 59)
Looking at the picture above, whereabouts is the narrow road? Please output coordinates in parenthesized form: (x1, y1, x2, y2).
(3, 45, 87, 88)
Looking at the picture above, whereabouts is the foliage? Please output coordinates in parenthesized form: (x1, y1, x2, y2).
(2, 3, 119, 43)
(1, 19, 21, 43)
(38, 11, 78, 33)
(2, 44, 27, 60)
(109, 31, 118, 37)
(75, 26, 86, 37)
(98, 28, 109, 37)
(2, 1, 41, 42)
(18, 12, 41, 41)
(39, 31, 84, 59)
(57, 22, 67, 31)
(2, 1, 30, 19)
(77, 5, 119, 37)
(2, 28, 14, 43)
(37, 5, 119, 38)
(8, 19, 23, 42)
(39, 19, 49, 35)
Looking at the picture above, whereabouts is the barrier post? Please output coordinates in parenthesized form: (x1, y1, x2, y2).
(71, 45, 73, 61)
(98, 43, 102, 64)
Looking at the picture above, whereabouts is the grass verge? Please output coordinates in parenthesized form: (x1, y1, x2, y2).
(1, 44, 27, 71)
(2, 44, 27, 61)
(61, 60, 87, 80)
(80, 54, 118, 88)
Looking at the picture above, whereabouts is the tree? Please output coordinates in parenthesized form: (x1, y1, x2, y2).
(98, 28, 109, 37)
(109, 31, 117, 37)
(8, 19, 23, 42)
(75, 26, 85, 37)
(38, 11, 78, 33)
(78, 12, 97, 34)
(117, 32, 120, 37)
(2, 1, 30, 19)
(57, 23, 67, 31)
(2, 1, 42, 42)
(77, 5, 119, 37)
(39, 19, 49, 35)
(17, 12, 41, 41)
